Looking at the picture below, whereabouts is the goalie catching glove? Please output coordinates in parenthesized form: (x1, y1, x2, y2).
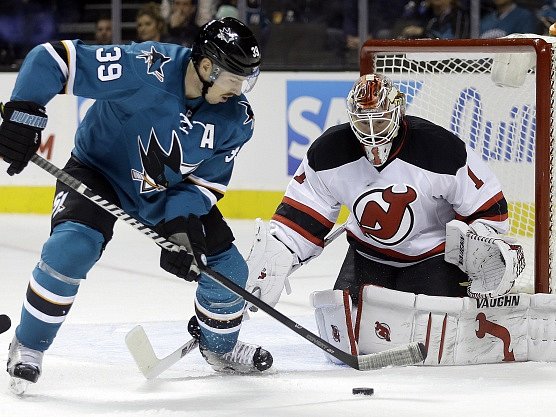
(245, 218, 299, 310)
(444, 219, 525, 298)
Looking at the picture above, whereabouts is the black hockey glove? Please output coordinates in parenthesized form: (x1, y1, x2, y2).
(156, 215, 207, 282)
(0, 101, 47, 175)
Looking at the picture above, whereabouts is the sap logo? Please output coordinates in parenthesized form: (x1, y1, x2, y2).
(286, 80, 352, 175)
(286, 80, 423, 175)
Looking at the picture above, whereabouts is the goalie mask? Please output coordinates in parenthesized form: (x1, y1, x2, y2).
(192, 17, 261, 96)
(346, 74, 406, 166)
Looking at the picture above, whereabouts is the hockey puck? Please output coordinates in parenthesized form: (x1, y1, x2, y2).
(352, 387, 374, 396)
(0, 314, 11, 335)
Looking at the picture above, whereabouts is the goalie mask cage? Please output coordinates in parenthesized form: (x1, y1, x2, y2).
(360, 38, 555, 294)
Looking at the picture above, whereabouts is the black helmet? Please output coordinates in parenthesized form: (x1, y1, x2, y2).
(192, 17, 261, 77)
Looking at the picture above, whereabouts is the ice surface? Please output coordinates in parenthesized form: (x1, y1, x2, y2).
(0, 215, 554, 417)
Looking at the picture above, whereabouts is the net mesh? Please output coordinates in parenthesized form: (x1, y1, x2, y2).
(361, 42, 555, 294)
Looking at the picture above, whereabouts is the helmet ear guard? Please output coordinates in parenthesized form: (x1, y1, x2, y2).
(346, 74, 406, 166)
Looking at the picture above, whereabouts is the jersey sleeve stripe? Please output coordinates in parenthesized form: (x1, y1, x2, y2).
(61, 40, 77, 95)
(272, 214, 326, 247)
(455, 191, 508, 223)
(42, 42, 69, 80)
(281, 196, 335, 228)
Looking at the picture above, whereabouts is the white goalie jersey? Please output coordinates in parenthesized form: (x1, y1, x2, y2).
(271, 116, 509, 267)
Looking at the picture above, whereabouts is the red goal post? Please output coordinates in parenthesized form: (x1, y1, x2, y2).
(359, 38, 555, 294)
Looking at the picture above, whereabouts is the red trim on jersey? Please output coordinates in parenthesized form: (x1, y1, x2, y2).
(281, 196, 335, 228)
(348, 231, 446, 262)
(272, 214, 324, 247)
(455, 191, 508, 223)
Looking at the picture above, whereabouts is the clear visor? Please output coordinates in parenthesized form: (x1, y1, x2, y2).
(347, 106, 401, 146)
(211, 66, 260, 95)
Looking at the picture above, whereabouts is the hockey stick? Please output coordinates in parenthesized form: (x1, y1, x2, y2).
(31, 154, 426, 371)
(127, 223, 348, 378)
(125, 325, 198, 379)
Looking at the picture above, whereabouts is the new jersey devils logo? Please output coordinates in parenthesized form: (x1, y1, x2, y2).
(375, 321, 391, 341)
(353, 185, 417, 246)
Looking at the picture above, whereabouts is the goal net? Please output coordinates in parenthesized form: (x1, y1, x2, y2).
(360, 38, 555, 294)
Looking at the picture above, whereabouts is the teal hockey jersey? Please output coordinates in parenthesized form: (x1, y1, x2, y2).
(11, 40, 255, 225)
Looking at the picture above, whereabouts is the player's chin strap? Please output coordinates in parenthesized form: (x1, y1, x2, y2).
(444, 219, 526, 298)
(29, 153, 426, 372)
(193, 61, 214, 99)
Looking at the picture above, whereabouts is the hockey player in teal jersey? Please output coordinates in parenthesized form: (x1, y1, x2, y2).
(0, 17, 272, 391)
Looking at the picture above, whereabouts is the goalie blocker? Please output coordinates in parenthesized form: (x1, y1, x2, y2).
(311, 285, 556, 365)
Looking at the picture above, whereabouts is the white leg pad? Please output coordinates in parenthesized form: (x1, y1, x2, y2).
(310, 289, 357, 364)
(457, 295, 530, 364)
(356, 285, 417, 354)
(528, 293, 556, 361)
(413, 294, 463, 365)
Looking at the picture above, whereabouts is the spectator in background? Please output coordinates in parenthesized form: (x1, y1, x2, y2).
(136, 2, 168, 42)
(195, 0, 218, 26)
(166, 0, 199, 47)
(480, 0, 540, 38)
(399, 0, 470, 39)
(538, 0, 556, 33)
(216, 1, 239, 20)
(0, 0, 57, 66)
(323, 0, 359, 63)
(95, 16, 112, 45)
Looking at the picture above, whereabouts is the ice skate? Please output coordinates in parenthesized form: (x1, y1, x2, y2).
(188, 315, 272, 373)
(199, 341, 273, 374)
(7, 335, 43, 395)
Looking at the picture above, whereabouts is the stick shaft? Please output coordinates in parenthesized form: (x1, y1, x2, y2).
(31, 154, 425, 369)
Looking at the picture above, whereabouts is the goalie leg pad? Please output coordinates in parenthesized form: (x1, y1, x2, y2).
(528, 293, 556, 362)
(356, 285, 417, 355)
(355, 286, 533, 365)
(413, 294, 463, 365)
(457, 295, 529, 364)
(310, 289, 357, 364)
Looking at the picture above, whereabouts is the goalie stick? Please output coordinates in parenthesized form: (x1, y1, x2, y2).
(30, 154, 427, 372)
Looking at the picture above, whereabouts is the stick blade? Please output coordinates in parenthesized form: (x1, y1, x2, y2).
(357, 342, 426, 371)
(125, 325, 160, 379)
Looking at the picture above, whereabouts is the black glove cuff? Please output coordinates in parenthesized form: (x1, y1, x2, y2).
(1, 101, 48, 130)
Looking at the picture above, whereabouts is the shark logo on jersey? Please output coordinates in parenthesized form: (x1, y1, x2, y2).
(353, 185, 417, 246)
(132, 128, 202, 192)
(217, 27, 238, 43)
(136, 46, 171, 82)
(239, 101, 254, 129)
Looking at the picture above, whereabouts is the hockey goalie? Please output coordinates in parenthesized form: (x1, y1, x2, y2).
(245, 73, 556, 366)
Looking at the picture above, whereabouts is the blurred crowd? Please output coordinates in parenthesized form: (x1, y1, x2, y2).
(1, 0, 555, 69)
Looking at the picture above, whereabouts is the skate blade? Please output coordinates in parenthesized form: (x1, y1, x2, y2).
(9, 377, 29, 395)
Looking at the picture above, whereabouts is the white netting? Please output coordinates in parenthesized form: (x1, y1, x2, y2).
(362, 40, 555, 294)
